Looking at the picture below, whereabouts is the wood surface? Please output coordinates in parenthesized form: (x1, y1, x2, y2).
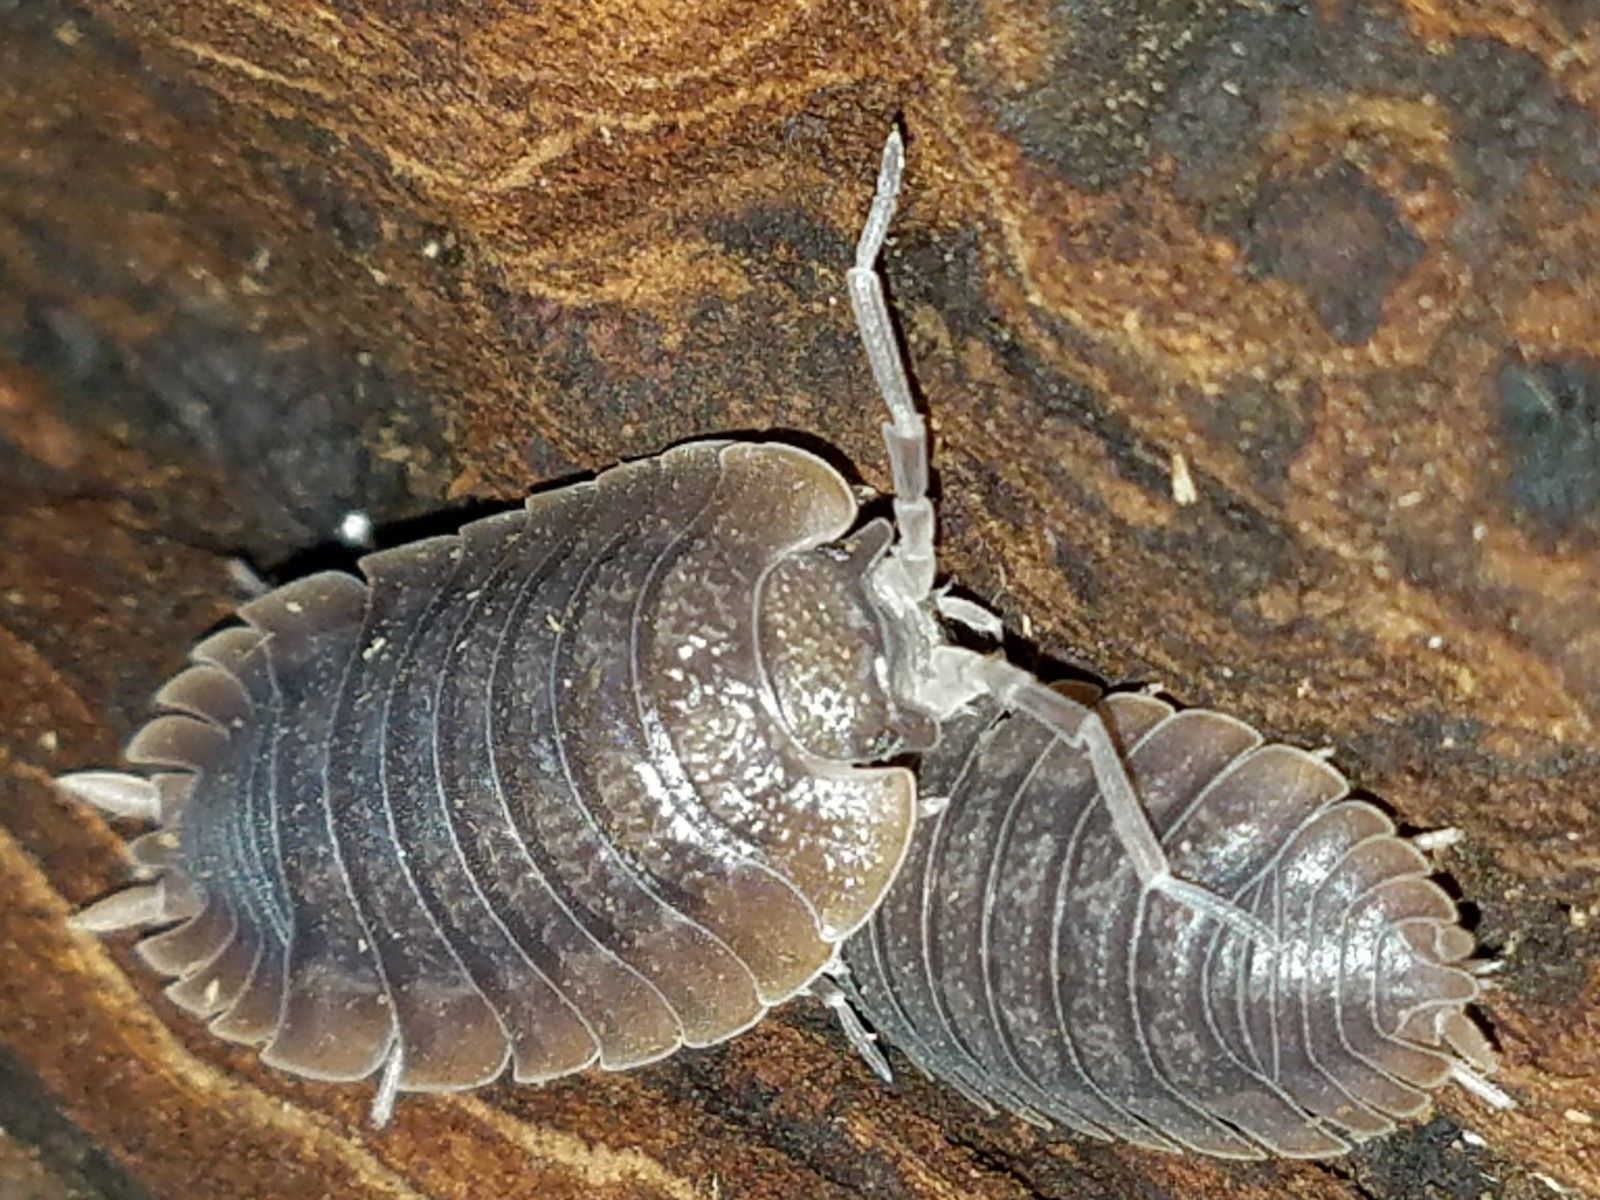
(2, 1, 1598, 1197)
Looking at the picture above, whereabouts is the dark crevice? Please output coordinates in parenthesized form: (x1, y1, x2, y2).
(0, 1044, 154, 1200)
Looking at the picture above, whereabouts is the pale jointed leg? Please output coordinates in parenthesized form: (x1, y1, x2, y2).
(935, 648, 1277, 947)
(933, 591, 1005, 642)
(848, 128, 935, 602)
(371, 1040, 404, 1128)
(809, 969, 894, 1083)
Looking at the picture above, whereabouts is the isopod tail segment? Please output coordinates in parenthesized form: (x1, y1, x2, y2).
(847, 127, 1274, 950)
(57, 772, 202, 933)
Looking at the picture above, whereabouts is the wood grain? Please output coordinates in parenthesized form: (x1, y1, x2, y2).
(2, 1, 1597, 1196)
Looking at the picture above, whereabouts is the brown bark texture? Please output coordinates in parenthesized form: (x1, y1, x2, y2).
(1, 1, 1598, 1197)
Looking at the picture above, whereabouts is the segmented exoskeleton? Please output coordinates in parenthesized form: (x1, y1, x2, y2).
(841, 688, 1497, 1159)
(70, 441, 934, 1109)
(58, 131, 1500, 1146)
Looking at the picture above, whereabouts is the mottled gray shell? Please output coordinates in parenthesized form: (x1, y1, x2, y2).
(95, 439, 919, 1095)
(841, 685, 1492, 1160)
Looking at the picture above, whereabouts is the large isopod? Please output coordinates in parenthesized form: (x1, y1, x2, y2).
(57, 130, 1500, 1146)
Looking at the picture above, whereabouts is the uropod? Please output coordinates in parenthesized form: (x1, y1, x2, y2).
(58, 130, 1501, 1151)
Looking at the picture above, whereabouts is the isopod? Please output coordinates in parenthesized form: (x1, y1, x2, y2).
(57, 129, 1500, 1147)
(840, 689, 1502, 1158)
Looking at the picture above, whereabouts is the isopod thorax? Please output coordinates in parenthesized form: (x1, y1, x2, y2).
(58, 130, 1500, 1148)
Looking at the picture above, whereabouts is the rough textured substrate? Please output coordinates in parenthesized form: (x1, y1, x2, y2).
(1, 1, 1596, 1197)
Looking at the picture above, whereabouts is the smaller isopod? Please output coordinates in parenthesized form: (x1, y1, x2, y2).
(57, 129, 1501, 1149)
(839, 686, 1504, 1159)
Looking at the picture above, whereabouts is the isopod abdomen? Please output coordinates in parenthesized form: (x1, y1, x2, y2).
(841, 685, 1497, 1159)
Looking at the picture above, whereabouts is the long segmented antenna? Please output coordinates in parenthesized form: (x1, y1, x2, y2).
(849, 129, 918, 436)
(848, 127, 935, 600)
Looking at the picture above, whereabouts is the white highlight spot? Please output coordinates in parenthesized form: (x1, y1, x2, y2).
(338, 510, 375, 548)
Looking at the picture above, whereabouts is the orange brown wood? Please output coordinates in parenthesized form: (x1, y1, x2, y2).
(2, 1, 1597, 1197)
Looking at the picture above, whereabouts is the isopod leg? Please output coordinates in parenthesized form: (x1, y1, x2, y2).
(1448, 1060, 1515, 1111)
(223, 557, 272, 600)
(371, 1040, 403, 1128)
(847, 127, 934, 601)
(810, 969, 894, 1083)
(938, 649, 1277, 947)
